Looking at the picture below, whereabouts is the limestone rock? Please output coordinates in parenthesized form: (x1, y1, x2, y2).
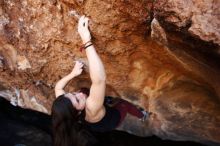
(151, 18, 168, 45)
(0, 0, 220, 145)
(154, 0, 220, 45)
(149, 78, 220, 145)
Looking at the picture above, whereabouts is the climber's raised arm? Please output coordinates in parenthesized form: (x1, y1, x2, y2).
(78, 16, 106, 119)
(55, 61, 84, 98)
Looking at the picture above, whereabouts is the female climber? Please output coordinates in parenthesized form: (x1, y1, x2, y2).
(52, 16, 150, 146)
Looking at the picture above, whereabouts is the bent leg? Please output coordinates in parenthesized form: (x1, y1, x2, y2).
(115, 113, 153, 137)
(114, 99, 144, 124)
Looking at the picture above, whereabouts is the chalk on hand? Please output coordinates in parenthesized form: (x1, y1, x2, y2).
(69, 10, 81, 19)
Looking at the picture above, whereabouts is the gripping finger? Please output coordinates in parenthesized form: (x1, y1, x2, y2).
(79, 63, 84, 68)
(84, 17, 89, 28)
(75, 61, 84, 68)
(78, 15, 85, 29)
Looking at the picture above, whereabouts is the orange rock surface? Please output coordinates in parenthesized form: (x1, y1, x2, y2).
(0, 0, 219, 145)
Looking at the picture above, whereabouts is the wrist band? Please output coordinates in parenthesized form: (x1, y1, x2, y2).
(84, 40, 92, 46)
(80, 42, 93, 52)
(84, 43, 93, 49)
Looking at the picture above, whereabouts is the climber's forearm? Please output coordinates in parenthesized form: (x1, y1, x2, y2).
(86, 45, 106, 84)
(55, 74, 76, 97)
(54, 61, 84, 97)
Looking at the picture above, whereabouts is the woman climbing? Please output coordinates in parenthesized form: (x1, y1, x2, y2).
(52, 16, 150, 146)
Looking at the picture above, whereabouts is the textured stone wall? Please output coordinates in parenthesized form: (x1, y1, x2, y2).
(0, 0, 220, 145)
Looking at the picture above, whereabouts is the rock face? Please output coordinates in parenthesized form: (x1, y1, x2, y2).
(150, 78, 220, 145)
(0, 0, 220, 145)
(154, 0, 220, 45)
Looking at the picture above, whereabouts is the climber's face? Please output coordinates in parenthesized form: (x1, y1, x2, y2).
(64, 92, 87, 110)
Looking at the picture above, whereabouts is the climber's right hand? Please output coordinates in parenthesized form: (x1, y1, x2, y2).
(78, 16, 91, 44)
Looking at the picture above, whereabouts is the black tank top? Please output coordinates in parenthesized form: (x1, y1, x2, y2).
(84, 105, 120, 132)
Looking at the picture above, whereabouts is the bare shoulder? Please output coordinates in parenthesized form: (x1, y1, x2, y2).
(85, 104, 106, 123)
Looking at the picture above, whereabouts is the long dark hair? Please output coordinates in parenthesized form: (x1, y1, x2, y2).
(79, 87, 90, 97)
(51, 94, 97, 146)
